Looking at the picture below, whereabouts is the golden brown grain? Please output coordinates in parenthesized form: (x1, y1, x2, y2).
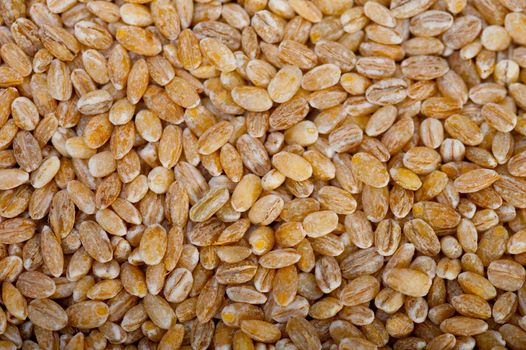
(0, 0, 524, 347)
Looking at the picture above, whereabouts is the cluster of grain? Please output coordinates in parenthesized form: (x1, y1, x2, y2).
(1, 0, 526, 349)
